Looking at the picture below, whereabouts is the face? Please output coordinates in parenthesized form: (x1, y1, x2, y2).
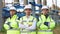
(25, 8, 32, 15)
(10, 10, 16, 16)
(42, 9, 49, 14)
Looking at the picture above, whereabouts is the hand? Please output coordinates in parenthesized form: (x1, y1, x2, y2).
(44, 22, 49, 26)
(10, 27, 13, 29)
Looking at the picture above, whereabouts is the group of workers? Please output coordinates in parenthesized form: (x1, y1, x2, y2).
(4, 4, 55, 34)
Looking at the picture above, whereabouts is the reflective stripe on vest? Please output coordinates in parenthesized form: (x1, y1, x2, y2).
(38, 30, 52, 32)
(20, 30, 36, 32)
(22, 17, 34, 22)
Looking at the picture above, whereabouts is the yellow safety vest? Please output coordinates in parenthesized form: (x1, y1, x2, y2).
(4, 15, 19, 30)
(21, 16, 34, 25)
(19, 16, 37, 34)
(37, 14, 55, 30)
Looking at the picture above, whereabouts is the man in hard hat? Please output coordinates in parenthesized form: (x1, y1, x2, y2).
(4, 6, 20, 34)
(37, 6, 55, 34)
(18, 5, 37, 34)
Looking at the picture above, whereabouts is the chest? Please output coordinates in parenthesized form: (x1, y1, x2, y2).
(41, 15, 51, 22)
(7, 16, 17, 23)
(21, 17, 34, 25)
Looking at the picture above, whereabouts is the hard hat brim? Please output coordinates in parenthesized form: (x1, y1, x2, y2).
(9, 9, 16, 11)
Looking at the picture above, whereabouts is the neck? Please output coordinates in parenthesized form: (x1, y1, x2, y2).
(26, 14, 30, 18)
(10, 14, 15, 17)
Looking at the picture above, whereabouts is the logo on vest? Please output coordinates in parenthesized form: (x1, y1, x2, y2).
(27, 22, 32, 27)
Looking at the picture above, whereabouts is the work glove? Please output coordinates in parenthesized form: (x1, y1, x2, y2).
(44, 22, 49, 26)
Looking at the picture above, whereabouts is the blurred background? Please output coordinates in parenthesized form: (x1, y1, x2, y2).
(0, 0, 60, 34)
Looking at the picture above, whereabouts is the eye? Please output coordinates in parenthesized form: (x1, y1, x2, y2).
(25, 9, 31, 10)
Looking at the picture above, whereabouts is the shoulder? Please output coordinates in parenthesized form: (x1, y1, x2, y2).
(6, 17, 10, 20)
(14, 14, 18, 17)
(19, 16, 26, 20)
(30, 16, 37, 21)
(21, 16, 26, 18)
(48, 15, 52, 18)
(5, 17, 10, 23)
(30, 16, 36, 19)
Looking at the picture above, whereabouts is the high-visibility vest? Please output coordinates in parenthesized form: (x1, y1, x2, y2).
(37, 14, 55, 30)
(4, 15, 19, 30)
(19, 16, 37, 34)
(19, 16, 37, 29)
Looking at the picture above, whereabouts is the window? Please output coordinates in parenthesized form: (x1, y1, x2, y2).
(5, 0, 14, 3)
(4, 0, 14, 7)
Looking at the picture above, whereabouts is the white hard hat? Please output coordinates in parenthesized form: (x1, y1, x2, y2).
(9, 6, 16, 11)
(41, 6, 49, 10)
(24, 4, 32, 10)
